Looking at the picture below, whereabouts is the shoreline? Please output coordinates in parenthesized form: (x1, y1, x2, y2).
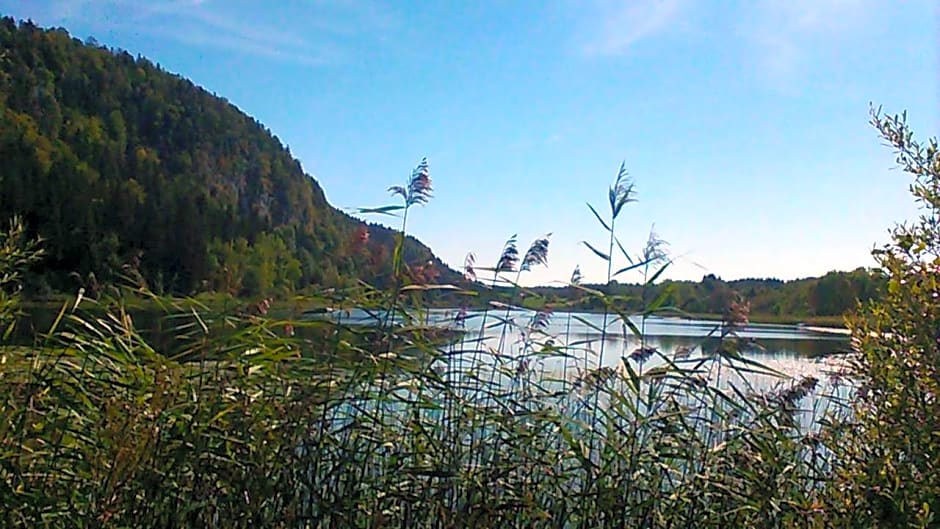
(21, 296, 850, 330)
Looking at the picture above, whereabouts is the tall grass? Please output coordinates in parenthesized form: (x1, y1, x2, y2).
(0, 156, 879, 528)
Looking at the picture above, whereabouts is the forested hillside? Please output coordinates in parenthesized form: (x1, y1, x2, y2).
(0, 18, 461, 296)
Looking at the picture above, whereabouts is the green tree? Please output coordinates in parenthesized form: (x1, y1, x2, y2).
(824, 109, 940, 527)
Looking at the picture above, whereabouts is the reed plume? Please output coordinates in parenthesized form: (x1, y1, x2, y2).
(388, 157, 433, 206)
(495, 235, 519, 274)
(521, 234, 551, 272)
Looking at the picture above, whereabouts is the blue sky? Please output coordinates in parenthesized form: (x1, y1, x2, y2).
(3, 0, 937, 286)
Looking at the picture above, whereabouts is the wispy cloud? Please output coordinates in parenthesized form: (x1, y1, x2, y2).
(42, 0, 394, 67)
(738, 0, 881, 84)
(136, 1, 339, 66)
(569, 0, 928, 85)
(578, 0, 688, 55)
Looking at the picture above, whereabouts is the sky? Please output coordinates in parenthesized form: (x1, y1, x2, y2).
(2, 0, 938, 286)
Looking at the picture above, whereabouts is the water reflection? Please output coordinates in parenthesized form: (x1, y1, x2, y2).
(442, 309, 853, 430)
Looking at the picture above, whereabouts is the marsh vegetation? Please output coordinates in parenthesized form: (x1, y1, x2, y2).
(1, 108, 938, 528)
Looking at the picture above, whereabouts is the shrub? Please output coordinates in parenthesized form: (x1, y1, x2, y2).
(820, 109, 940, 527)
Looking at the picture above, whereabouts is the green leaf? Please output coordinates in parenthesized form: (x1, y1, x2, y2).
(612, 257, 655, 278)
(44, 300, 69, 337)
(621, 358, 641, 393)
(646, 259, 672, 285)
(573, 314, 605, 333)
(586, 203, 611, 232)
(620, 313, 642, 337)
(643, 283, 676, 314)
(354, 205, 405, 216)
(582, 241, 610, 261)
(614, 236, 635, 265)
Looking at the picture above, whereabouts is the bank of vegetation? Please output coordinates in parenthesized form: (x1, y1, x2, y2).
(1, 18, 937, 529)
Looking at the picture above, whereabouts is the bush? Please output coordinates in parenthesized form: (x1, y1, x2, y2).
(819, 109, 940, 527)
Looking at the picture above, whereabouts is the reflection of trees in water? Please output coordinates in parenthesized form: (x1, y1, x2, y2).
(740, 337, 848, 358)
(565, 332, 846, 361)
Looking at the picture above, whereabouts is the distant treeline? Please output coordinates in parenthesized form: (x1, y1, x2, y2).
(468, 268, 885, 321)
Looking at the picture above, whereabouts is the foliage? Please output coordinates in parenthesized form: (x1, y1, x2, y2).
(0, 215, 43, 337)
(1, 159, 844, 528)
(0, 15, 937, 529)
(471, 268, 884, 323)
(818, 109, 940, 527)
(0, 18, 460, 296)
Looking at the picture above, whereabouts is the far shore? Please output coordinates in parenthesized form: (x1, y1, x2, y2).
(22, 295, 849, 329)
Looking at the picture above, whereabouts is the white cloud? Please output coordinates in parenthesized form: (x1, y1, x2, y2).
(739, 0, 879, 83)
(579, 0, 687, 55)
(40, 0, 395, 67)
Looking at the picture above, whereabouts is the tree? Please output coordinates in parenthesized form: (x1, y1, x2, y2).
(824, 109, 940, 526)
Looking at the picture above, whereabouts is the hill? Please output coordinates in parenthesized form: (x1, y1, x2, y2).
(0, 17, 462, 297)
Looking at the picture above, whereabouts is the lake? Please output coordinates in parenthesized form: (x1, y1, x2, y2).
(435, 309, 853, 432)
(330, 307, 850, 389)
(336, 307, 846, 355)
(318, 307, 853, 433)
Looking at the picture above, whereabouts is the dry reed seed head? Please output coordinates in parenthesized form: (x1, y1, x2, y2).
(386, 158, 432, 206)
(775, 375, 820, 405)
(387, 184, 407, 200)
(570, 265, 583, 285)
(529, 310, 552, 331)
(673, 345, 692, 359)
(629, 346, 657, 364)
(516, 357, 531, 377)
(521, 234, 551, 271)
(800, 375, 819, 392)
(246, 298, 272, 316)
(724, 297, 750, 329)
(454, 307, 469, 326)
(463, 252, 477, 281)
(496, 235, 520, 273)
(609, 161, 637, 219)
(574, 365, 618, 392)
(406, 157, 432, 206)
(642, 227, 669, 265)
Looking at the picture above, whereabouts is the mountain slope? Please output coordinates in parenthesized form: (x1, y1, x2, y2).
(0, 17, 461, 296)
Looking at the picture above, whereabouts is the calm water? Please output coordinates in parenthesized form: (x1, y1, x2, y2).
(438, 309, 852, 431)
(15, 304, 850, 389)
(331, 308, 850, 384)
